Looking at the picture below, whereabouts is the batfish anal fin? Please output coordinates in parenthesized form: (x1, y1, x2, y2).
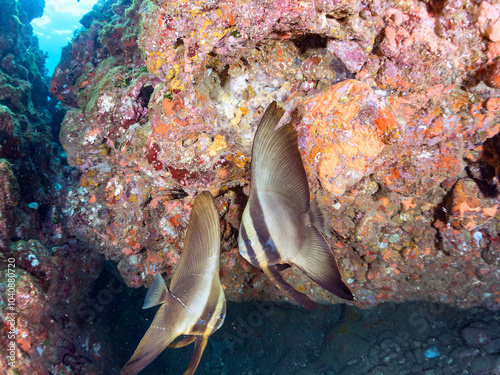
(252, 101, 310, 213)
(183, 336, 209, 375)
(262, 264, 317, 310)
(121, 304, 178, 375)
(142, 272, 168, 309)
(294, 227, 353, 301)
(169, 335, 196, 348)
(308, 195, 332, 237)
(171, 191, 221, 295)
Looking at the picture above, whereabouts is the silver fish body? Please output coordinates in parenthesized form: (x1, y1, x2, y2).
(238, 101, 353, 310)
(121, 191, 225, 375)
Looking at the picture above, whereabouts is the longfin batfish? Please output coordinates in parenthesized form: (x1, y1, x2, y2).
(238, 101, 353, 310)
(121, 191, 225, 375)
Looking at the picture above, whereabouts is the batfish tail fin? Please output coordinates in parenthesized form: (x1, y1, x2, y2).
(262, 264, 317, 310)
(142, 272, 168, 309)
(308, 195, 332, 237)
(294, 228, 353, 301)
(121, 300, 179, 375)
(183, 336, 208, 375)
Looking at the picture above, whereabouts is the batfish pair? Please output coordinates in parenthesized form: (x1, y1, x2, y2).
(122, 101, 353, 374)
(121, 191, 225, 375)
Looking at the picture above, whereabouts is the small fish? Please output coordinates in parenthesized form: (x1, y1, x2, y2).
(238, 101, 353, 310)
(121, 191, 225, 375)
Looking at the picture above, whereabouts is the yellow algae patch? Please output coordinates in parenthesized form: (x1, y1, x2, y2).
(226, 152, 249, 169)
(213, 28, 230, 39)
(230, 106, 248, 126)
(208, 134, 228, 157)
(171, 79, 185, 91)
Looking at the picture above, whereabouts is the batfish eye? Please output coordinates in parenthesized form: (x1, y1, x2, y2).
(244, 239, 252, 246)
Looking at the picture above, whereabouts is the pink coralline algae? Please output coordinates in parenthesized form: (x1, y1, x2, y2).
(50, 0, 500, 310)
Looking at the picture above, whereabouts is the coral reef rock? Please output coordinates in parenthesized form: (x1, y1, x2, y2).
(51, 0, 500, 310)
(1, 0, 109, 373)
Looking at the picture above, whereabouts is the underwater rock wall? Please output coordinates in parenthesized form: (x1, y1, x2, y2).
(0, 0, 108, 373)
(52, 0, 500, 309)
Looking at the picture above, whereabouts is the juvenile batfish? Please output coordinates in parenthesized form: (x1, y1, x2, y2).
(238, 101, 353, 310)
(121, 191, 225, 375)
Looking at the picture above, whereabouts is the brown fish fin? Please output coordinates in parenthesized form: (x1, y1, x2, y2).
(308, 195, 332, 237)
(121, 303, 178, 375)
(170, 191, 220, 295)
(262, 264, 317, 310)
(275, 263, 291, 272)
(294, 228, 353, 301)
(169, 335, 196, 348)
(252, 101, 310, 212)
(142, 272, 169, 309)
(183, 336, 208, 375)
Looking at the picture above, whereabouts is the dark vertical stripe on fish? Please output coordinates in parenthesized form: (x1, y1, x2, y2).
(249, 194, 281, 265)
(249, 193, 270, 245)
(239, 224, 259, 268)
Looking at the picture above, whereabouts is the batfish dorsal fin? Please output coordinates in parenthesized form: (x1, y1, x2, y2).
(252, 101, 310, 212)
(142, 272, 168, 309)
(262, 264, 317, 310)
(294, 228, 353, 301)
(170, 191, 221, 298)
(121, 303, 178, 375)
(183, 336, 209, 375)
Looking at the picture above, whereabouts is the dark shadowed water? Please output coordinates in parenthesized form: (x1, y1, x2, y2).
(90, 262, 500, 375)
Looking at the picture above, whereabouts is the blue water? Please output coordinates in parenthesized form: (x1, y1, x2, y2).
(31, 0, 98, 75)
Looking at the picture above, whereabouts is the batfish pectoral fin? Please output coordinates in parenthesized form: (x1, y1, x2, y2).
(308, 195, 332, 237)
(262, 264, 317, 310)
(183, 336, 209, 375)
(169, 335, 196, 348)
(265, 236, 277, 252)
(294, 227, 353, 301)
(121, 303, 179, 375)
(142, 272, 169, 309)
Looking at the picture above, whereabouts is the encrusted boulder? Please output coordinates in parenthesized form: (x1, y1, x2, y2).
(52, 0, 500, 309)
